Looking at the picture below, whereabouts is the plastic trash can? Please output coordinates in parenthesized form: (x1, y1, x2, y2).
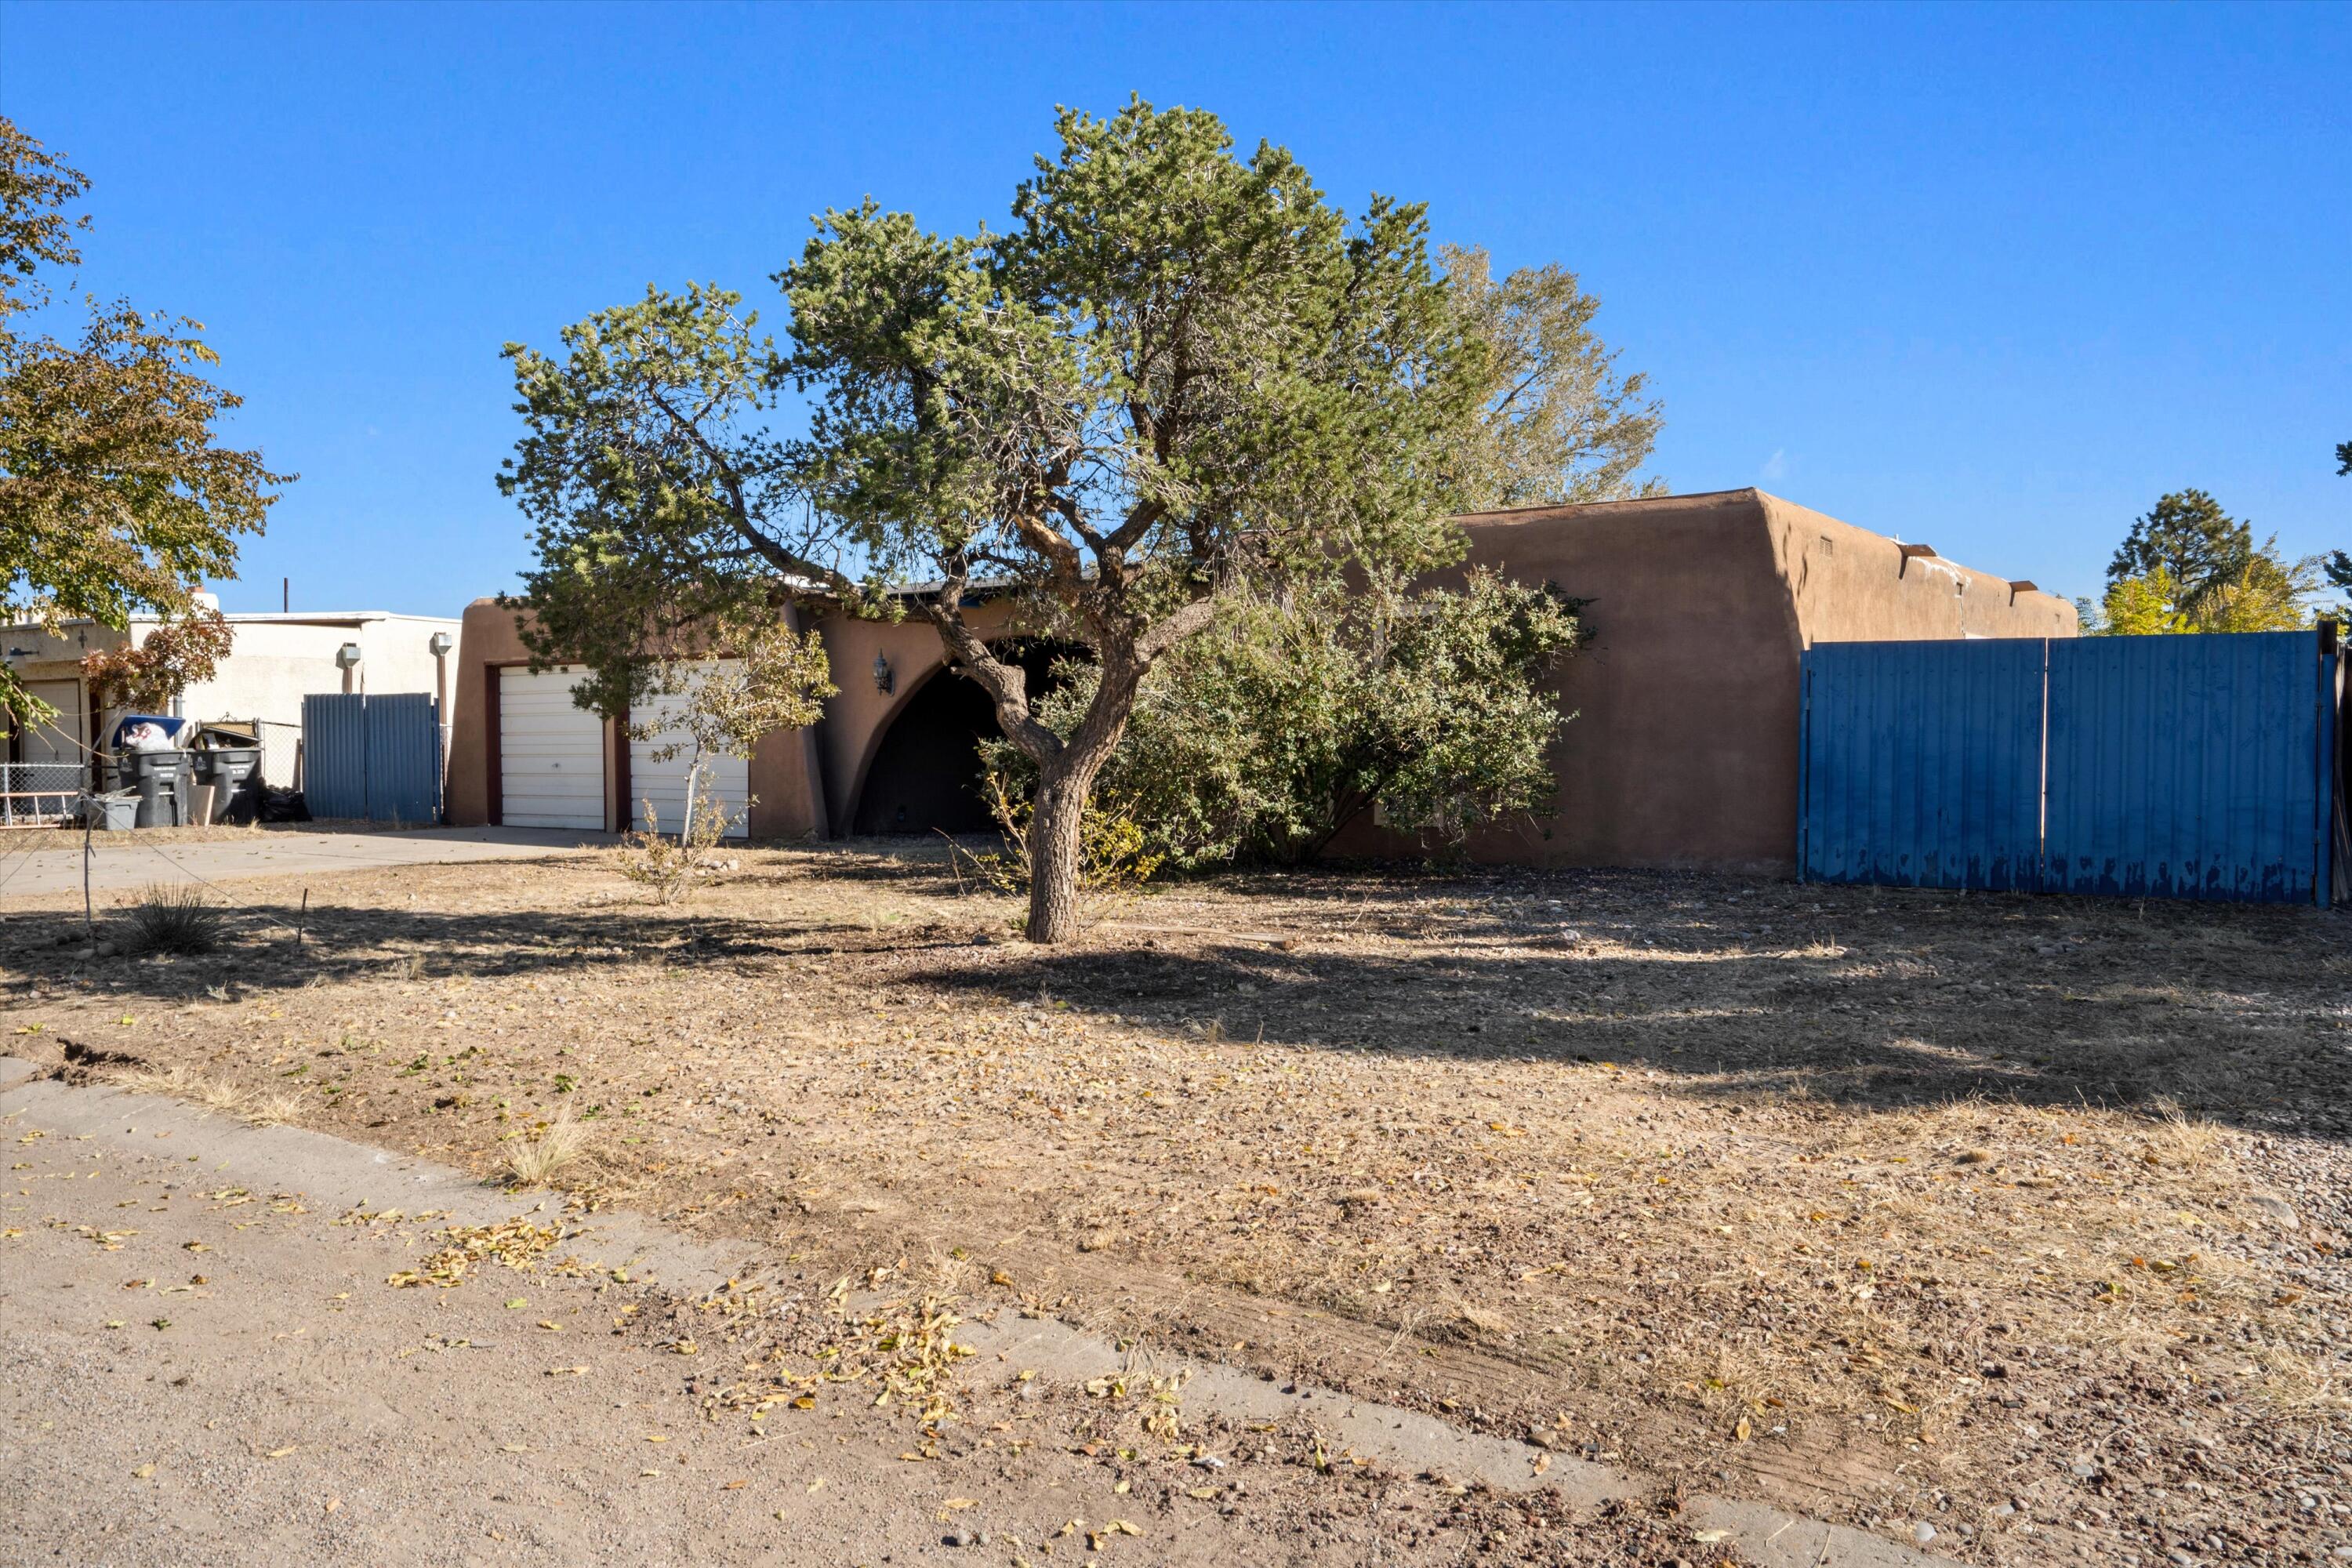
(195, 746, 264, 825)
(114, 748, 192, 828)
(86, 791, 140, 831)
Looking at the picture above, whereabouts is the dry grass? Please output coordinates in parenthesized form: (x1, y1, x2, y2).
(499, 1112, 590, 1189)
(2142, 1094, 2228, 1171)
(107, 1062, 305, 1126)
(7, 846, 2347, 1559)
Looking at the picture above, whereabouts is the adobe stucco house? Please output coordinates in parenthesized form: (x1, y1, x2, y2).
(445, 488, 2074, 873)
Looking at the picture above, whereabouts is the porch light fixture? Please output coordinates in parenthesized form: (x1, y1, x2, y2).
(872, 652, 893, 695)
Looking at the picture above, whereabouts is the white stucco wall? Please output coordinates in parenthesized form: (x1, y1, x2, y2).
(5, 614, 462, 785)
(172, 615, 462, 728)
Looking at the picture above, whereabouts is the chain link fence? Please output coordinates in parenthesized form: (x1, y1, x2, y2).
(1, 761, 90, 828)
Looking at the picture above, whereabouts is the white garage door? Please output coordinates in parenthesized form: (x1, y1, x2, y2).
(499, 665, 605, 830)
(626, 661, 750, 839)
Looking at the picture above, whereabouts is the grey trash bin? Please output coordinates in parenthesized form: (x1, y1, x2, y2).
(196, 746, 264, 825)
(114, 749, 193, 828)
(86, 792, 140, 831)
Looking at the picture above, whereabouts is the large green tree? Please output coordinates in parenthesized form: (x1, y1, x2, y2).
(2089, 489, 2314, 634)
(0, 118, 288, 729)
(503, 100, 1490, 941)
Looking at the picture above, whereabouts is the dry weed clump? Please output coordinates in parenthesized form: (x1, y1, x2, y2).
(612, 784, 739, 905)
(500, 1112, 590, 1188)
(118, 884, 227, 955)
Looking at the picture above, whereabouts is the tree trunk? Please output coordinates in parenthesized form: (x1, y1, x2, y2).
(1025, 764, 1090, 944)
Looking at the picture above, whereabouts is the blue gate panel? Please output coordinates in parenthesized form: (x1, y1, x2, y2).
(1800, 638, 2045, 891)
(300, 692, 369, 819)
(365, 693, 442, 826)
(2045, 632, 2325, 902)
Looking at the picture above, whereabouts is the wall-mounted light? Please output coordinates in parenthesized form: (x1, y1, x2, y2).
(872, 652, 893, 695)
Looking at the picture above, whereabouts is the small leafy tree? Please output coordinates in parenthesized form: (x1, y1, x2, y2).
(629, 608, 835, 844)
(2088, 490, 2316, 634)
(0, 118, 287, 729)
(503, 100, 1485, 942)
(994, 571, 1585, 867)
(79, 608, 235, 711)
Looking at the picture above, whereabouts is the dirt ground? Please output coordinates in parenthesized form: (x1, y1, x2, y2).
(2, 839, 2347, 1565)
(2, 1075, 1741, 1568)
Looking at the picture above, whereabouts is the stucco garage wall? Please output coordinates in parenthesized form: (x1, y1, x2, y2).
(446, 601, 622, 833)
(446, 598, 1018, 837)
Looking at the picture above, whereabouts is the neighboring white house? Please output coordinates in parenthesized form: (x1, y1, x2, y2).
(2, 608, 462, 792)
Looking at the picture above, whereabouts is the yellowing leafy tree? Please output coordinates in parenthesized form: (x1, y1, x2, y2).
(0, 118, 288, 726)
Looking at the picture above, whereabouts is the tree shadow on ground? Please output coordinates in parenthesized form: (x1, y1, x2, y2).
(5, 859, 2343, 1145)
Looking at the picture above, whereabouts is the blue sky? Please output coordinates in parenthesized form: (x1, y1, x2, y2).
(4, 0, 2345, 615)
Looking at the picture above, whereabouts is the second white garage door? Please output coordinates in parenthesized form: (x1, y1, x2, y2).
(626, 661, 750, 839)
(498, 665, 605, 830)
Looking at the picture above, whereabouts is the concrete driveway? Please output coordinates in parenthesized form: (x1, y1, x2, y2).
(0, 826, 612, 903)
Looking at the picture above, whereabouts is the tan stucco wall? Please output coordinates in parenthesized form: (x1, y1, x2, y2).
(1331, 488, 2074, 873)
(445, 489, 2072, 869)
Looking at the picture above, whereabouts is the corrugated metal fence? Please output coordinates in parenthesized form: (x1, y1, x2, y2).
(1800, 630, 2339, 904)
(299, 692, 443, 825)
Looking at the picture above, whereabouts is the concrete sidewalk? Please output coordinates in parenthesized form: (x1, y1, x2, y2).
(0, 1056, 1951, 1568)
(0, 826, 612, 903)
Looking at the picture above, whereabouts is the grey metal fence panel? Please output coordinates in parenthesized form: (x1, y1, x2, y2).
(2045, 631, 2328, 902)
(1800, 630, 2335, 905)
(365, 692, 441, 826)
(301, 692, 369, 819)
(298, 692, 441, 825)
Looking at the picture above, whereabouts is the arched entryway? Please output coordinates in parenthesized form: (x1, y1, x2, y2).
(849, 642, 1069, 836)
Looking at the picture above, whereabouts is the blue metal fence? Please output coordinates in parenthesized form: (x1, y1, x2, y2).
(300, 691, 443, 825)
(1799, 638, 2047, 891)
(1799, 630, 2338, 905)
